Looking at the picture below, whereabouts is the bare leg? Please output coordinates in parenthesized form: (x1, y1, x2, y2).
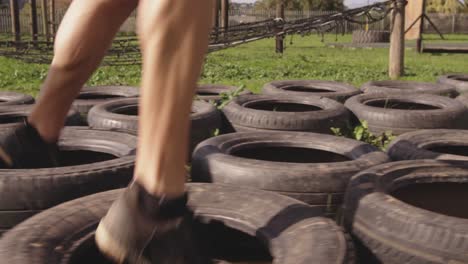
(134, 0, 214, 197)
(28, 0, 138, 143)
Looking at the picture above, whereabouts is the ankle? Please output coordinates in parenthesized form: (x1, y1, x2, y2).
(130, 182, 188, 220)
(27, 117, 59, 144)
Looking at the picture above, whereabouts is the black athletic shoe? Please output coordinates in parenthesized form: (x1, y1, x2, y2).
(95, 182, 212, 264)
(0, 121, 59, 168)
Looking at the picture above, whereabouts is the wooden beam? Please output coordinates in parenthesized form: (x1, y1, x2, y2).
(41, 0, 49, 41)
(389, 0, 406, 79)
(9, 0, 21, 42)
(30, 0, 38, 43)
(275, 0, 284, 53)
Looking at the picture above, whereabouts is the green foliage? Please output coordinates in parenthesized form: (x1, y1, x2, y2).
(0, 34, 468, 97)
(332, 121, 395, 150)
(427, 0, 465, 14)
(217, 85, 247, 109)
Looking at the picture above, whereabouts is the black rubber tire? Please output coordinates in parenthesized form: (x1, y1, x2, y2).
(0, 127, 136, 230)
(361, 80, 457, 97)
(352, 30, 390, 44)
(457, 93, 468, 107)
(0, 91, 34, 106)
(0, 183, 353, 264)
(72, 86, 139, 119)
(0, 105, 82, 133)
(222, 94, 351, 134)
(437, 74, 468, 94)
(344, 93, 468, 135)
(88, 98, 221, 153)
(342, 160, 468, 264)
(191, 132, 389, 215)
(387, 129, 468, 161)
(196, 84, 251, 102)
(262, 80, 360, 102)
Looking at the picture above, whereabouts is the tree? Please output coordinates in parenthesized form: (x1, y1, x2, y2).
(426, 0, 464, 13)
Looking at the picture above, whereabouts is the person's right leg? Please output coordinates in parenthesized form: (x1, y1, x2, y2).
(95, 0, 214, 263)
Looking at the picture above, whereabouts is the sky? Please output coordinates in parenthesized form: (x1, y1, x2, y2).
(232, 0, 383, 9)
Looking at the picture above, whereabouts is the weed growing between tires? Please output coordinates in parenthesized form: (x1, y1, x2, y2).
(217, 85, 247, 109)
(332, 120, 395, 150)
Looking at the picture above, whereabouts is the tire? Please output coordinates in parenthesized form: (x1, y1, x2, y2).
(196, 84, 251, 102)
(361, 80, 456, 97)
(352, 30, 390, 44)
(342, 160, 468, 264)
(437, 74, 468, 94)
(87, 98, 221, 153)
(222, 94, 351, 134)
(0, 184, 353, 264)
(191, 132, 389, 215)
(0, 127, 136, 230)
(0, 91, 34, 106)
(0, 105, 82, 133)
(457, 93, 468, 107)
(262, 80, 360, 102)
(72, 86, 139, 119)
(344, 93, 468, 135)
(388, 129, 468, 161)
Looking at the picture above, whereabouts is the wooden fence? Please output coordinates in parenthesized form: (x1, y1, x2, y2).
(0, 6, 467, 36)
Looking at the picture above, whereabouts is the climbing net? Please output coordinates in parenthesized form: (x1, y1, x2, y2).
(0, 0, 395, 65)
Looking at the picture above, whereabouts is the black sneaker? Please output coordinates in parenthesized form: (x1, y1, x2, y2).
(95, 182, 212, 264)
(0, 121, 59, 168)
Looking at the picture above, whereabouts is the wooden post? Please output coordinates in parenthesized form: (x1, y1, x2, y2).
(41, 0, 49, 41)
(9, 0, 21, 42)
(212, 0, 219, 40)
(49, 0, 55, 38)
(212, 0, 219, 29)
(389, 0, 406, 79)
(451, 14, 456, 34)
(221, 0, 229, 29)
(30, 0, 38, 43)
(275, 0, 284, 53)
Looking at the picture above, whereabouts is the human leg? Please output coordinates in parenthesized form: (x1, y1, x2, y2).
(96, 0, 214, 262)
(0, 0, 138, 168)
(28, 0, 138, 143)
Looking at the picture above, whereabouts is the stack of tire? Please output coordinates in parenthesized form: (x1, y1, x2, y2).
(352, 30, 390, 44)
(0, 84, 359, 263)
(346, 80, 467, 135)
(340, 77, 468, 263)
(3, 74, 468, 263)
(192, 80, 390, 219)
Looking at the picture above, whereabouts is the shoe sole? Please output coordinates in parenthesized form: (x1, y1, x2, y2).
(96, 220, 153, 264)
(95, 221, 128, 264)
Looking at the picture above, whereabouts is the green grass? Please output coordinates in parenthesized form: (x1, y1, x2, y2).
(0, 33, 467, 96)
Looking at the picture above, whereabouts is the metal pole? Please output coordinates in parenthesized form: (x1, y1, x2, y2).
(416, 0, 426, 53)
(9, 0, 21, 43)
(30, 0, 38, 44)
(389, 0, 407, 79)
(275, 0, 284, 53)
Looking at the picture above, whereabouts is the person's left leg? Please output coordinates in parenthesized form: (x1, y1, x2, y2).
(0, 0, 138, 168)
